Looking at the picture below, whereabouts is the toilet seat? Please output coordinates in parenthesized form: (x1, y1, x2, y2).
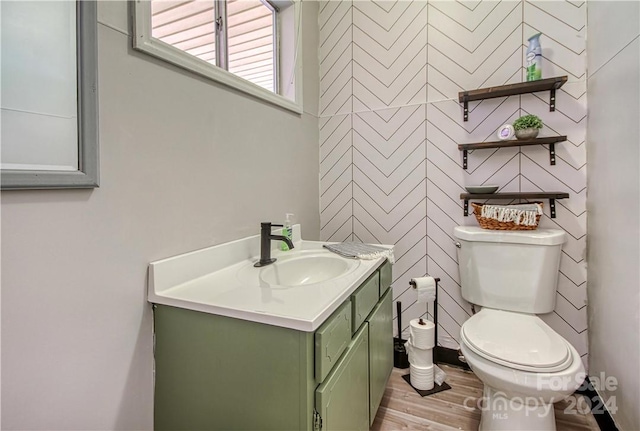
(461, 308, 572, 373)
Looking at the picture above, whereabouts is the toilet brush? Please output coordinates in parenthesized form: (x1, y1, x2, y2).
(393, 301, 410, 368)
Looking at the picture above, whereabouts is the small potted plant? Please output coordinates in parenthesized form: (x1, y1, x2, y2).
(512, 114, 543, 140)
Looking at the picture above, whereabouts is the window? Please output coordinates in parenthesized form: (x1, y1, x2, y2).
(134, 0, 301, 113)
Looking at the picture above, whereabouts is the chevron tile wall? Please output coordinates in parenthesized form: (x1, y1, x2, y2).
(320, 0, 353, 116)
(319, 0, 588, 367)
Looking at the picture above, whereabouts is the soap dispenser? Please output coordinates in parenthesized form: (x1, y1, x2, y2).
(281, 213, 294, 251)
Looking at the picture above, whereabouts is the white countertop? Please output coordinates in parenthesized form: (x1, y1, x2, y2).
(148, 226, 391, 332)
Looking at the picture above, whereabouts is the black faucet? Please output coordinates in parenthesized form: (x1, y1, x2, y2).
(254, 222, 295, 267)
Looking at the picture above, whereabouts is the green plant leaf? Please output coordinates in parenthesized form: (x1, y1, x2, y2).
(513, 114, 543, 130)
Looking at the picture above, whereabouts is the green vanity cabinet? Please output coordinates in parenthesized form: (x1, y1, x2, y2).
(315, 300, 352, 382)
(351, 271, 380, 333)
(153, 260, 393, 431)
(379, 261, 393, 297)
(367, 288, 393, 425)
(153, 305, 316, 431)
(315, 325, 370, 431)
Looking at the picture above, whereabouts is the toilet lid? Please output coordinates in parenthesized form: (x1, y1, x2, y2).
(461, 309, 572, 372)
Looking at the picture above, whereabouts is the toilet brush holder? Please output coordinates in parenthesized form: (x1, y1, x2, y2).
(393, 301, 410, 369)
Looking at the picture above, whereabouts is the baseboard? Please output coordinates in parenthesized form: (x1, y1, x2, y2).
(434, 346, 471, 371)
(575, 376, 619, 431)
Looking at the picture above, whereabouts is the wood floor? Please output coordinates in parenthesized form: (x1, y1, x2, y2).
(371, 365, 600, 431)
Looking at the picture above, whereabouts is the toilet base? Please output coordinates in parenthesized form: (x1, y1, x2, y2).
(479, 386, 557, 431)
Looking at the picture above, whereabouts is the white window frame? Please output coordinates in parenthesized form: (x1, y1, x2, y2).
(132, 0, 302, 114)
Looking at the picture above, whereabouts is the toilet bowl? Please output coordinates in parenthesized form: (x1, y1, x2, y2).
(460, 309, 585, 430)
(453, 227, 586, 430)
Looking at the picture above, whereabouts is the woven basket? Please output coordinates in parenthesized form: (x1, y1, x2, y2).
(471, 202, 542, 231)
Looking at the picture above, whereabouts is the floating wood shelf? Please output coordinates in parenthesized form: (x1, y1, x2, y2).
(458, 76, 568, 121)
(458, 136, 567, 169)
(460, 192, 570, 218)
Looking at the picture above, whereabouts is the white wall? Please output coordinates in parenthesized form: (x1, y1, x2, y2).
(318, 0, 588, 363)
(0, 1, 320, 429)
(586, 2, 640, 430)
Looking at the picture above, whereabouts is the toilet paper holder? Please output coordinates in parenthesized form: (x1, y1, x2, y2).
(409, 277, 440, 362)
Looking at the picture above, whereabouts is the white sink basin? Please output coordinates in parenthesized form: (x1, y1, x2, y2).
(261, 254, 353, 286)
(148, 225, 392, 331)
(237, 250, 361, 288)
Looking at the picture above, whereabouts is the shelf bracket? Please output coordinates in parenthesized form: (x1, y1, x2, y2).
(462, 94, 469, 122)
(462, 150, 468, 170)
(549, 143, 556, 165)
(549, 88, 556, 112)
(463, 199, 469, 216)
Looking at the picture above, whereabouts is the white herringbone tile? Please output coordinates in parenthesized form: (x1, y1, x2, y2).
(320, 0, 353, 116)
(320, 114, 353, 241)
(353, 0, 427, 111)
(319, 0, 589, 365)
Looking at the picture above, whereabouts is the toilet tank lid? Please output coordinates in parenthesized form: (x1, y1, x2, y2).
(454, 226, 566, 245)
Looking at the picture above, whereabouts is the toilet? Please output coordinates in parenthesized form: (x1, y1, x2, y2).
(454, 226, 585, 431)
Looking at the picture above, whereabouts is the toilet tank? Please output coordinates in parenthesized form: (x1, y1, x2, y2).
(453, 226, 566, 313)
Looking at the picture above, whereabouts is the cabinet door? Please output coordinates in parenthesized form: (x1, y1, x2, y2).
(367, 288, 393, 425)
(315, 300, 352, 382)
(379, 260, 393, 297)
(351, 271, 380, 333)
(315, 325, 369, 431)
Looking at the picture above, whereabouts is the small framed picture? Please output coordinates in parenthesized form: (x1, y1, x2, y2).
(497, 124, 515, 140)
